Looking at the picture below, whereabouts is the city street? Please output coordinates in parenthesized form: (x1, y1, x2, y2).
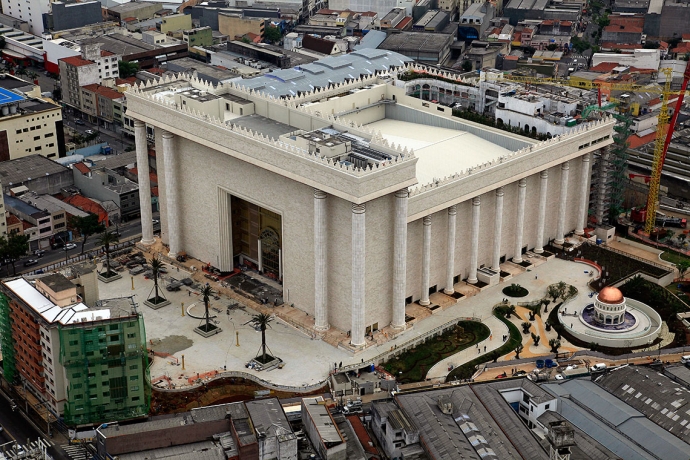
(5, 218, 146, 277)
(63, 113, 134, 156)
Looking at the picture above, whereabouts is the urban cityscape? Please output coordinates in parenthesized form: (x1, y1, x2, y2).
(0, 0, 688, 459)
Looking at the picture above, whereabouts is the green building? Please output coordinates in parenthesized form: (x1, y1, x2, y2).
(183, 26, 214, 48)
(0, 275, 149, 427)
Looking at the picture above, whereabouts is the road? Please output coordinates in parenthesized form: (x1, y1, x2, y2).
(5, 218, 146, 277)
(63, 114, 134, 156)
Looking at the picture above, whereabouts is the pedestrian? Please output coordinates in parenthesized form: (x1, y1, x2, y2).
(490, 335, 493, 341)
(361, 358, 364, 363)
(484, 345, 486, 352)
(478, 348, 481, 354)
(188, 290, 191, 297)
(339, 361, 342, 368)
(535, 275, 538, 280)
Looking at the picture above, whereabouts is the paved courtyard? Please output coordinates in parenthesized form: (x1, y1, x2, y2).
(96, 252, 606, 389)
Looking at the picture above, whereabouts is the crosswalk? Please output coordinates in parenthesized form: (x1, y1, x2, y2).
(59, 443, 89, 460)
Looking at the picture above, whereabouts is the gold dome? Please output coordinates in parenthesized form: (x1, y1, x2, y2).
(598, 286, 624, 304)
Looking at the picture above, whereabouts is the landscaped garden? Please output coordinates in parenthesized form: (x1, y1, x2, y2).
(446, 308, 522, 381)
(503, 283, 529, 297)
(383, 321, 489, 383)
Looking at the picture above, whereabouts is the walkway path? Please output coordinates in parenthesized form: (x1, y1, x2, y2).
(425, 315, 508, 381)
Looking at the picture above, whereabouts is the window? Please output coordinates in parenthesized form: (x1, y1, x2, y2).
(45, 133, 54, 138)
(129, 364, 137, 370)
(130, 385, 139, 391)
(33, 136, 40, 140)
(130, 375, 138, 381)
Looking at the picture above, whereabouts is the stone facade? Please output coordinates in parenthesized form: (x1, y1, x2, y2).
(126, 68, 615, 344)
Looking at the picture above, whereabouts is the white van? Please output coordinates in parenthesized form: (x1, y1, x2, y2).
(590, 363, 607, 372)
(681, 355, 690, 364)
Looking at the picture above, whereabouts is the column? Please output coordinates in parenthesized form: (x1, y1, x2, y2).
(444, 205, 457, 295)
(351, 203, 366, 347)
(575, 154, 591, 235)
(492, 187, 504, 271)
(162, 130, 180, 257)
(391, 189, 408, 329)
(314, 189, 329, 331)
(555, 161, 570, 245)
(535, 171, 549, 254)
(468, 197, 481, 284)
(596, 147, 610, 225)
(217, 189, 233, 272)
(420, 216, 432, 306)
(257, 240, 263, 272)
(513, 179, 527, 263)
(135, 120, 154, 245)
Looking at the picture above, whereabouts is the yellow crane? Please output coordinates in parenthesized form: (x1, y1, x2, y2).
(484, 64, 690, 234)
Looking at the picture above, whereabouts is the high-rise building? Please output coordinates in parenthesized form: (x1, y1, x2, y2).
(0, 274, 148, 426)
(0, 0, 50, 35)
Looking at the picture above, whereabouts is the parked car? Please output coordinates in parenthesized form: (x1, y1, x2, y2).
(514, 370, 527, 376)
(23, 259, 38, 267)
(34, 249, 46, 257)
(75, 119, 85, 125)
(64, 243, 77, 250)
(85, 129, 95, 135)
(166, 280, 183, 291)
(152, 219, 160, 225)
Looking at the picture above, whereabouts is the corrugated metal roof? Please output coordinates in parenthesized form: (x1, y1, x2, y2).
(537, 411, 622, 460)
(240, 49, 411, 98)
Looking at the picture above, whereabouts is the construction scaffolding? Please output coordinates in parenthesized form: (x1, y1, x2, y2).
(608, 115, 633, 221)
(0, 293, 17, 384)
(59, 302, 149, 426)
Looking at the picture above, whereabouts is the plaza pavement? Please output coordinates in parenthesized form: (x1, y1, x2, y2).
(98, 255, 601, 389)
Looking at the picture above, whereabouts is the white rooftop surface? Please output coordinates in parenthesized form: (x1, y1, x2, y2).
(365, 119, 512, 185)
(4, 278, 109, 325)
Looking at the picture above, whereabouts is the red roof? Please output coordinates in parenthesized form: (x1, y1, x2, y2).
(504, 55, 519, 60)
(101, 50, 115, 57)
(589, 62, 619, 72)
(604, 24, 643, 33)
(73, 162, 91, 174)
(628, 131, 657, 149)
(561, 21, 572, 26)
(682, 33, 690, 41)
(672, 42, 690, 54)
(82, 83, 122, 100)
(21, 220, 34, 231)
(116, 76, 137, 85)
(62, 195, 109, 225)
(6, 214, 21, 226)
(346, 415, 377, 455)
(60, 56, 94, 67)
(600, 42, 640, 50)
(395, 16, 412, 30)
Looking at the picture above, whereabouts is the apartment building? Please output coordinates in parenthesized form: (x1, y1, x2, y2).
(0, 275, 148, 425)
(0, 0, 51, 34)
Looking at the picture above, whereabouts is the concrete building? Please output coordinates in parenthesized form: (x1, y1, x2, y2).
(302, 397, 346, 460)
(183, 26, 214, 47)
(159, 13, 192, 35)
(379, 31, 454, 64)
(591, 49, 660, 71)
(601, 13, 644, 45)
(0, 77, 65, 161)
(124, 49, 614, 348)
(495, 89, 579, 136)
(104, 2, 160, 22)
(0, 276, 148, 424)
(4, 193, 56, 250)
(380, 8, 407, 29)
(0, 154, 73, 196)
(72, 163, 140, 222)
(79, 84, 125, 130)
(327, 0, 416, 18)
(218, 13, 266, 41)
(503, 0, 582, 26)
(458, 2, 495, 41)
(43, 1, 103, 33)
(0, 189, 6, 240)
(59, 44, 121, 119)
(0, 0, 51, 34)
(245, 398, 297, 460)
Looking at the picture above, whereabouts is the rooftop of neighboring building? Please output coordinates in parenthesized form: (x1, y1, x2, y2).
(536, 411, 622, 460)
(82, 84, 124, 100)
(15, 191, 72, 215)
(1, 277, 137, 325)
(39, 273, 76, 293)
(107, 1, 159, 14)
(542, 378, 690, 460)
(117, 441, 226, 460)
(60, 55, 95, 67)
(379, 31, 454, 54)
(4, 194, 49, 219)
(302, 397, 344, 446)
(244, 398, 294, 440)
(396, 385, 536, 459)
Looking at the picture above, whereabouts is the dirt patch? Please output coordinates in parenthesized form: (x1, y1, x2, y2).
(152, 335, 194, 355)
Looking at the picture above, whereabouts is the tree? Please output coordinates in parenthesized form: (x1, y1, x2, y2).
(250, 313, 274, 363)
(462, 60, 472, 72)
(27, 71, 38, 83)
(98, 230, 119, 277)
(200, 284, 214, 333)
(567, 285, 577, 299)
(264, 25, 282, 43)
(549, 338, 561, 353)
(0, 233, 30, 275)
(556, 281, 567, 299)
(0, 36, 5, 49)
(546, 43, 558, 51)
(70, 214, 105, 254)
(531, 332, 541, 346)
(514, 344, 524, 359)
(52, 87, 62, 101)
(506, 305, 516, 318)
(677, 260, 690, 279)
(547, 285, 560, 302)
(521, 321, 531, 334)
(118, 60, 139, 78)
(148, 256, 166, 303)
(15, 67, 27, 77)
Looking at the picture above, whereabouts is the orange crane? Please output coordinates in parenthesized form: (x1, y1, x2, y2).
(486, 62, 690, 233)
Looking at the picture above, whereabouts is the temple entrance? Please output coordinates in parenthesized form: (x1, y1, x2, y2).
(231, 195, 282, 280)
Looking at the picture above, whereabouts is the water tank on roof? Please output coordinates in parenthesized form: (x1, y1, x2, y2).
(1, 106, 8, 116)
(10, 105, 17, 114)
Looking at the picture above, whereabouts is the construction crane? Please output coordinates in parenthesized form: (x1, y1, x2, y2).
(484, 61, 690, 233)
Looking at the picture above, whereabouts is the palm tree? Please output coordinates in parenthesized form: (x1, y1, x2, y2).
(200, 284, 214, 333)
(15, 67, 27, 78)
(250, 313, 274, 364)
(27, 71, 38, 84)
(549, 339, 561, 353)
(98, 230, 119, 277)
(149, 255, 165, 303)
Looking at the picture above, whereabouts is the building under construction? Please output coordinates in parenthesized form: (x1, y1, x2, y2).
(0, 274, 149, 427)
